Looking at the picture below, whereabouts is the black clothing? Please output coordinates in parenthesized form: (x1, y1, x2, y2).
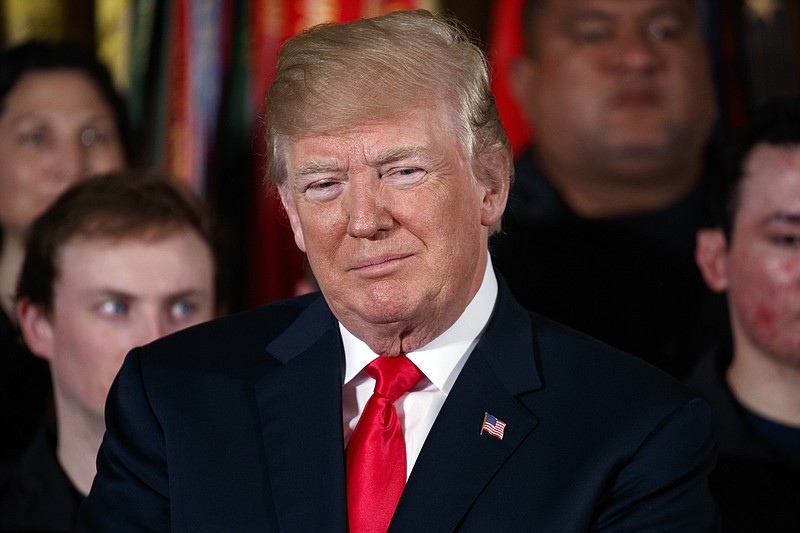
(685, 347, 800, 532)
(0, 309, 52, 462)
(0, 427, 83, 532)
(491, 147, 726, 378)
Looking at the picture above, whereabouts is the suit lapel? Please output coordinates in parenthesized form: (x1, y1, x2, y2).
(253, 297, 348, 532)
(390, 282, 542, 531)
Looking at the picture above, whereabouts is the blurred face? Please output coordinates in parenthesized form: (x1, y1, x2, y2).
(19, 229, 215, 426)
(0, 70, 126, 235)
(279, 107, 507, 354)
(514, 0, 714, 176)
(703, 144, 800, 367)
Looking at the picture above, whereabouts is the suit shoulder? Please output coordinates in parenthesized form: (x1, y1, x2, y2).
(135, 292, 326, 374)
(529, 312, 698, 404)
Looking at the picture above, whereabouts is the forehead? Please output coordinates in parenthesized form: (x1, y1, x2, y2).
(55, 230, 212, 282)
(285, 107, 458, 167)
(1, 69, 109, 119)
(532, 0, 696, 29)
(736, 143, 800, 213)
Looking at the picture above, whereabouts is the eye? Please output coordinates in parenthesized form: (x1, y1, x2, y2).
(383, 167, 426, 188)
(771, 234, 800, 247)
(99, 300, 128, 316)
(646, 14, 687, 41)
(81, 128, 98, 146)
(647, 23, 682, 41)
(304, 179, 344, 202)
(170, 300, 197, 319)
(19, 129, 49, 147)
(570, 21, 613, 44)
(80, 127, 114, 147)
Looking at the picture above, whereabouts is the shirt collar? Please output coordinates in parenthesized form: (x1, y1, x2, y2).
(341, 255, 498, 394)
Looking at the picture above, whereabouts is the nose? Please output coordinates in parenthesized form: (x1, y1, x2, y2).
(55, 138, 90, 184)
(607, 26, 663, 75)
(344, 173, 393, 238)
(138, 311, 170, 346)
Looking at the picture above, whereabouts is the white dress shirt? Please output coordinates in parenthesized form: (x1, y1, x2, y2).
(341, 256, 498, 478)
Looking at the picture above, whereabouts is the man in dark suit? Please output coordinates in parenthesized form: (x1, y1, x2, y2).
(77, 9, 718, 532)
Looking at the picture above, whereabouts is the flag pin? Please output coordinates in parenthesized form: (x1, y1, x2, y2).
(480, 412, 506, 440)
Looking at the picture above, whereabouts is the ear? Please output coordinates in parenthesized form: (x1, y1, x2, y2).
(278, 185, 307, 253)
(16, 298, 55, 361)
(478, 147, 511, 228)
(509, 55, 539, 126)
(695, 228, 729, 293)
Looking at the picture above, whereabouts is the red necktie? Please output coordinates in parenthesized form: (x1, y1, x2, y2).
(346, 355, 424, 533)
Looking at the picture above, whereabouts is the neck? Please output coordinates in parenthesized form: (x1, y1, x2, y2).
(535, 147, 703, 218)
(54, 395, 106, 496)
(727, 346, 800, 427)
(0, 230, 25, 321)
(337, 304, 464, 357)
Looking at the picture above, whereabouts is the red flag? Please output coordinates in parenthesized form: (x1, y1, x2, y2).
(487, 0, 532, 156)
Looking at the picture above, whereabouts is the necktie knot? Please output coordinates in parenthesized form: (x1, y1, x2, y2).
(365, 355, 423, 403)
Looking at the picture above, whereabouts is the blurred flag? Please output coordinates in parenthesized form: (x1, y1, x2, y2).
(123, 0, 439, 310)
(487, 0, 532, 156)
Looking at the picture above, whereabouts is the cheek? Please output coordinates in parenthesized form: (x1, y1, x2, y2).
(0, 160, 55, 229)
(532, 62, 603, 136)
(50, 319, 132, 409)
(0, 158, 36, 197)
(87, 146, 126, 175)
(299, 213, 340, 258)
(730, 255, 800, 341)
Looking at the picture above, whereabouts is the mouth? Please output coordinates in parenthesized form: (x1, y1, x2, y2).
(612, 89, 661, 108)
(349, 254, 412, 276)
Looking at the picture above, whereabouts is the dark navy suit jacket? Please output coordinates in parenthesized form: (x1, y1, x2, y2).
(76, 281, 718, 532)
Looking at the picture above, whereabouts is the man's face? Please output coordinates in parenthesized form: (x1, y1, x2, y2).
(703, 144, 800, 367)
(0, 70, 126, 236)
(279, 107, 507, 353)
(513, 0, 714, 176)
(20, 229, 215, 426)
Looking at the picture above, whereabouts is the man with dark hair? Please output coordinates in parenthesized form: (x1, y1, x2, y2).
(78, 10, 717, 531)
(690, 97, 800, 531)
(492, 0, 722, 378)
(0, 171, 219, 532)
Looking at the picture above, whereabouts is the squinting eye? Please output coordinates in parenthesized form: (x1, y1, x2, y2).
(647, 19, 685, 40)
(575, 29, 611, 43)
(21, 131, 47, 146)
(383, 167, 426, 188)
(305, 180, 343, 202)
(571, 23, 612, 44)
(99, 300, 128, 316)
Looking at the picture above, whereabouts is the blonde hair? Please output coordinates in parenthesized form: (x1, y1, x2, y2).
(265, 9, 512, 199)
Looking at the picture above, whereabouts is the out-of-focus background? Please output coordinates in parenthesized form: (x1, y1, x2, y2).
(1, 0, 797, 312)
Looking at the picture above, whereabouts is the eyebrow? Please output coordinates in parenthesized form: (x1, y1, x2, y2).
(367, 146, 430, 166)
(82, 288, 206, 301)
(293, 145, 432, 178)
(566, 10, 613, 28)
(87, 289, 134, 300)
(294, 160, 343, 177)
(164, 290, 207, 301)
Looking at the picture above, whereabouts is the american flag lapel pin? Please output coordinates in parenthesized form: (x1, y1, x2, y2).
(480, 412, 506, 440)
